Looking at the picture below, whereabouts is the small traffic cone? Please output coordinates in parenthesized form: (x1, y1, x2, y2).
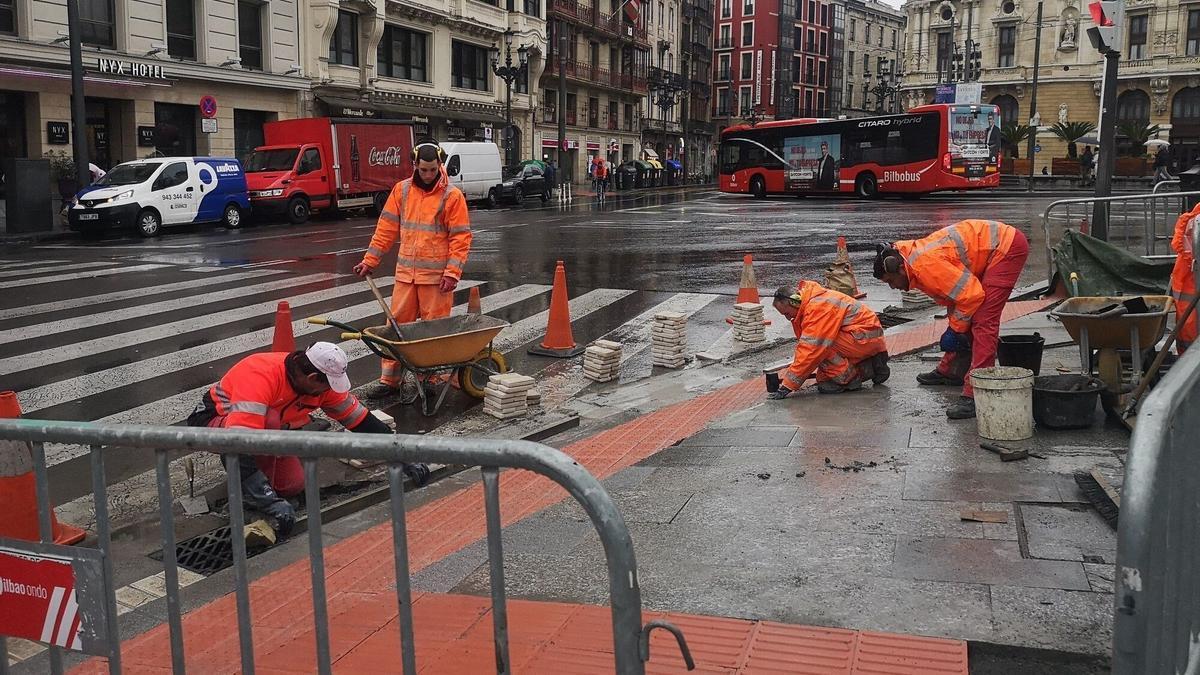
(0, 391, 86, 545)
(832, 237, 866, 299)
(726, 254, 771, 325)
(467, 286, 482, 315)
(528, 261, 586, 358)
(1080, 216, 1090, 236)
(271, 301, 295, 352)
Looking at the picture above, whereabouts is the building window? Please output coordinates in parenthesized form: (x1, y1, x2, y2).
(625, 102, 635, 131)
(878, 24, 883, 46)
(1117, 90, 1150, 124)
(819, 32, 827, 55)
(1189, 10, 1200, 56)
(720, 0, 731, 18)
(996, 25, 1015, 67)
(862, 52, 868, 74)
(936, 31, 952, 78)
(719, 24, 732, 48)
(818, 60, 825, 87)
(891, 28, 897, 49)
(820, 4, 827, 27)
(992, 94, 1018, 125)
(716, 87, 731, 115)
(608, 100, 618, 129)
(154, 102, 197, 156)
(329, 10, 358, 66)
(805, 57, 814, 83)
(717, 53, 731, 80)
(237, 2, 264, 70)
(165, 0, 196, 59)
(234, 109, 271, 161)
(740, 52, 752, 79)
(848, 49, 854, 74)
(515, 67, 529, 94)
(739, 86, 752, 114)
(0, 0, 13, 34)
(808, 0, 815, 22)
(79, 0, 115, 48)
(806, 28, 814, 51)
(452, 40, 491, 91)
(524, 0, 540, 18)
(792, 55, 801, 83)
(741, 21, 753, 46)
(588, 97, 599, 127)
(378, 25, 427, 81)
(743, 0, 753, 15)
(849, 18, 855, 41)
(1127, 14, 1147, 59)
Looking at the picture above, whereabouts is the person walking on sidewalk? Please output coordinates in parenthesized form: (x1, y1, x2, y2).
(1153, 146, 1173, 183)
(545, 160, 558, 197)
(873, 219, 1030, 420)
(1169, 201, 1200, 353)
(186, 342, 430, 547)
(591, 155, 609, 200)
(767, 281, 891, 399)
(353, 140, 472, 392)
(1079, 146, 1095, 186)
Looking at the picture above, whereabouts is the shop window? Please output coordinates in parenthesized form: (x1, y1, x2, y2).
(378, 24, 427, 82)
(234, 109, 271, 161)
(80, 0, 115, 48)
(0, 92, 27, 197)
(0, 0, 15, 34)
(238, 2, 265, 70)
(451, 40, 490, 91)
(154, 102, 197, 157)
(165, 0, 196, 60)
(1127, 14, 1147, 60)
(329, 10, 358, 66)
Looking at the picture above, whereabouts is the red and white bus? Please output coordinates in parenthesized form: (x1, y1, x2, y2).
(718, 103, 1001, 199)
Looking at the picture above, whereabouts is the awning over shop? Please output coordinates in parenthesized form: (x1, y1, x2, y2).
(541, 138, 579, 149)
(586, 141, 601, 151)
(317, 96, 504, 127)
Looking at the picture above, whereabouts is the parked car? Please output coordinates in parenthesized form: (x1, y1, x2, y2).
(442, 142, 503, 208)
(494, 162, 549, 204)
(67, 157, 249, 237)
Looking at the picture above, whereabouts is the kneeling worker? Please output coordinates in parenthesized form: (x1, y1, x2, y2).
(768, 281, 890, 399)
(187, 342, 430, 546)
(873, 219, 1029, 419)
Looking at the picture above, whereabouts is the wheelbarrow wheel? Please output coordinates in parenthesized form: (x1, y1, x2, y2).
(460, 348, 509, 399)
(397, 370, 420, 406)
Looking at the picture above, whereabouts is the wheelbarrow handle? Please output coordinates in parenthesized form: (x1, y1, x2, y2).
(340, 332, 363, 340)
(307, 316, 329, 325)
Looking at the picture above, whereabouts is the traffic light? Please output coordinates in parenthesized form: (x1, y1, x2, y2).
(1087, 1, 1123, 54)
(971, 48, 982, 81)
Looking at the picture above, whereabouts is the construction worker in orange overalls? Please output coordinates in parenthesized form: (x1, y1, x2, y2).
(1169, 201, 1199, 353)
(186, 343, 430, 547)
(767, 281, 890, 398)
(873, 219, 1029, 420)
(353, 140, 472, 392)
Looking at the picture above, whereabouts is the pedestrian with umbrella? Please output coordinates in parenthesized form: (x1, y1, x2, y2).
(1148, 139, 1172, 182)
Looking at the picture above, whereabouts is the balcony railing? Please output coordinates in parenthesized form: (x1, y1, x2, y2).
(546, 56, 648, 92)
(542, 107, 558, 124)
(551, 0, 648, 44)
(715, 38, 732, 49)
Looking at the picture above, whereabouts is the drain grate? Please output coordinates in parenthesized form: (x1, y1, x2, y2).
(878, 313, 913, 329)
(151, 525, 273, 576)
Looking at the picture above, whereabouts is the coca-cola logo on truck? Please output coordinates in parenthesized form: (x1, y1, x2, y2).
(368, 146, 408, 166)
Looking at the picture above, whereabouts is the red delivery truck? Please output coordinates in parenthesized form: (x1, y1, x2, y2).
(244, 118, 414, 224)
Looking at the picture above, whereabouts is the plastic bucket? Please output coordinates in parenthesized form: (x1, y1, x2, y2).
(764, 370, 781, 393)
(997, 333, 1045, 375)
(1032, 375, 1104, 429)
(970, 366, 1035, 441)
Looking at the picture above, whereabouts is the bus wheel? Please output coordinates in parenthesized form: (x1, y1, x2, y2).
(750, 176, 766, 199)
(855, 173, 879, 199)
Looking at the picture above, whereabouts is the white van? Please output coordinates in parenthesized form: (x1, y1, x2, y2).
(441, 142, 503, 208)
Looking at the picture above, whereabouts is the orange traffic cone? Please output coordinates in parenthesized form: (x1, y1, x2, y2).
(726, 254, 771, 325)
(271, 301, 295, 352)
(0, 392, 85, 545)
(468, 286, 482, 315)
(528, 261, 586, 358)
(834, 237, 866, 299)
(1080, 216, 1090, 236)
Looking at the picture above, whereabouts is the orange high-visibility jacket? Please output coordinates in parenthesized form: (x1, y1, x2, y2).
(784, 280, 885, 388)
(203, 353, 370, 431)
(1169, 202, 1199, 332)
(363, 171, 471, 284)
(895, 219, 1018, 333)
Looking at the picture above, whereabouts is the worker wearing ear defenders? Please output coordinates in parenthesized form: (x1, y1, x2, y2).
(873, 219, 1029, 420)
(767, 280, 890, 399)
(354, 139, 472, 390)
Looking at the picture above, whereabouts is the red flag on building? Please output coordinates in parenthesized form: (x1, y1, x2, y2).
(624, 0, 640, 23)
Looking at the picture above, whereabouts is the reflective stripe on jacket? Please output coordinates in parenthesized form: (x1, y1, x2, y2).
(204, 352, 370, 431)
(783, 280, 885, 389)
(893, 219, 1017, 333)
(363, 171, 472, 284)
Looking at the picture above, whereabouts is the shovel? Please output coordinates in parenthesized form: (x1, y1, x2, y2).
(1121, 289, 1200, 425)
(365, 274, 406, 341)
(178, 456, 210, 515)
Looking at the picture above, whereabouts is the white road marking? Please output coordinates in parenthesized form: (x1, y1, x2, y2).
(0, 264, 171, 289)
(0, 261, 117, 279)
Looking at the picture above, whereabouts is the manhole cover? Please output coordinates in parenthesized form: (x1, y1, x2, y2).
(878, 313, 913, 329)
(150, 525, 271, 576)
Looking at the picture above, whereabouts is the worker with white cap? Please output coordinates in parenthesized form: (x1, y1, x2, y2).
(187, 342, 430, 546)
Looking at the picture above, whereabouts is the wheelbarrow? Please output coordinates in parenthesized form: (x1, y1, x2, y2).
(1050, 295, 1171, 423)
(307, 314, 510, 416)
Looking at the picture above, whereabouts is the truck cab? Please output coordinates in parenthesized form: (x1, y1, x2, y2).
(244, 144, 330, 224)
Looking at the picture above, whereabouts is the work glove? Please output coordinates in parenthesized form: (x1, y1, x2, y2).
(940, 328, 971, 353)
(241, 469, 295, 537)
(262, 500, 296, 538)
(403, 462, 431, 487)
(766, 386, 793, 400)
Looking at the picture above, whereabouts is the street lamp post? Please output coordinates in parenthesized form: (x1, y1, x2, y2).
(866, 65, 902, 113)
(744, 103, 766, 127)
(491, 30, 529, 168)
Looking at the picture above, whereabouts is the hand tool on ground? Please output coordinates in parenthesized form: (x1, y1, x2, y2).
(179, 456, 210, 515)
(1074, 467, 1120, 528)
(960, 509, 1008, 523)
(1121, 288, 1200, 422)
(980, 441, 1028, 462)
(365, 274, 406, 341)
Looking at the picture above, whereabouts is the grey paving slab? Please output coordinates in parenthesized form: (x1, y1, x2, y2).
(903, 470, 1065, 502)
(981, 501, 1020, 541)
(899, 445, 1124, 477)
(892, 537, 1091, 591)
(1020, 504, 1118, 563)
(599, 464, 658, 490)
(677, 426, 798, 447)
(541, 488, 696, 525)
(790, 424, 912, 450)
(411, 540, 489, 593)
(448, 552, 611, 606)
(989, 585, 1114, 656)
(1083, 563, 1116, 594)
(636, 446, 731, 467)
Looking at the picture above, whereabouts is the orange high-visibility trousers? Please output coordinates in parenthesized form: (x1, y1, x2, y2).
(380, 282, 454, 386)
(814, 331, 888, 385)
(1171, 263, 1197, 353)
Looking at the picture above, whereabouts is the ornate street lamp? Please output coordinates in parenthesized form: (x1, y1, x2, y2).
(491, 30, 530, 167)
(866, 65, 903, 113)
(744, 103, 766, 127)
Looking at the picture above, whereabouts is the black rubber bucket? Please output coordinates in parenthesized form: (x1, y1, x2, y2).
(1032, 374, 1105, 429)
(764, 370, 781, 393)
(998, 333, 1046, 376)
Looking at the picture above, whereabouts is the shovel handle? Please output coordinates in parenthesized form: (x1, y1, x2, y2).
(366, 275, 405, 341)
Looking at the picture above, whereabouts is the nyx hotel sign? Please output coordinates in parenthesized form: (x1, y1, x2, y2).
(96, 58, 166, 79)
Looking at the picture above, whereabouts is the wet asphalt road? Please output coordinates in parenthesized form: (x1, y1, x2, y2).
(0, 187, 1060, 499)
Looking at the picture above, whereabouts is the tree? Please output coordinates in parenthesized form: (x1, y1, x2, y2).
(1000, 122, 1033, 159)
(1115, 121, 1163, 157)
(1048, 121, 1096, 159)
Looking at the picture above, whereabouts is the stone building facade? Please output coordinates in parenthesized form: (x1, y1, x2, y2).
(838, 0, 905, 116)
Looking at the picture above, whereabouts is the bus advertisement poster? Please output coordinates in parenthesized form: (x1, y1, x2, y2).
(784, 134, 840, 191)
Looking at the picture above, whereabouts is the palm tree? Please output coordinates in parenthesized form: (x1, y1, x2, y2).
(1000, 122, 1033, 159)
(1115, 121, 1163, 157)
(1048, 121, 1096, 159)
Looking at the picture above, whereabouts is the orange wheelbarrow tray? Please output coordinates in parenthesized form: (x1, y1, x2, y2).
(310, 314, 511, 416)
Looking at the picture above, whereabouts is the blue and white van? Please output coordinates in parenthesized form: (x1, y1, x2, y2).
(68, 157, 250, 237)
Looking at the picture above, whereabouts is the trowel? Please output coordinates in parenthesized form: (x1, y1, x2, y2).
(179, 456, 210, 515)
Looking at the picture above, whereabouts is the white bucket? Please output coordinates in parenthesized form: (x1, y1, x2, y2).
(970, 366, 1035, 441)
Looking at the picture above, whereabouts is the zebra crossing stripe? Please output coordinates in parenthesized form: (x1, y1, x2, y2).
(0, 264, 171, 289)
(0, 261, 117, 280)
(0, 259, 70, 271)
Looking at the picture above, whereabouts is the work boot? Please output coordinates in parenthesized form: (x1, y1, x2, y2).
(946, 396, 977, 420)
(916, 370, 963, 386)
(870, 352, 891, 385)
(360, 381, 401, 399)
(817, 378, 863, 394)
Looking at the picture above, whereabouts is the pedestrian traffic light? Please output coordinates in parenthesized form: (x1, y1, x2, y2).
(1087, 1, 1122, 54)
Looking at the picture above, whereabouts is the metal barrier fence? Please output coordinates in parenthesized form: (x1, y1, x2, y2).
(0, 419, 694, 674)
(1113, 340, 1200, 674)
(1040, 190, 1200, 287)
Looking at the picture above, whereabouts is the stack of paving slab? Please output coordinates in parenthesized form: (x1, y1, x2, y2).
(731, 303, 766, 343)
(583, 340, 623, 382)
(652, 312, 688, 368)
(483, 373, 536, 419)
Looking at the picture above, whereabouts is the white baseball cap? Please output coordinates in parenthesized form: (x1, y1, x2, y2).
(305, 342, 352, 393)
